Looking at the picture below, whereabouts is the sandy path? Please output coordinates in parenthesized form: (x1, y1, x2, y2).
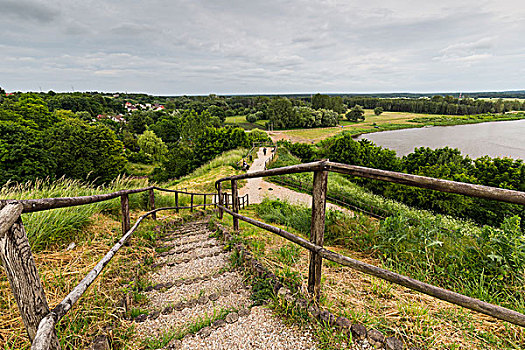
(239, 148, 352, 215)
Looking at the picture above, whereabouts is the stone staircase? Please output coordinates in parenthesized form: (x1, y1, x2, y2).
(132, 218, 317, 350)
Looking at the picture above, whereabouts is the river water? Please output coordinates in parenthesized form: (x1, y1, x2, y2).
(356, 119, 525, 160)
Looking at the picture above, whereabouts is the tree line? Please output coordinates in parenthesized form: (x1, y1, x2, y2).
(343, 96, 525, 115)
(284, 135, 525, 229)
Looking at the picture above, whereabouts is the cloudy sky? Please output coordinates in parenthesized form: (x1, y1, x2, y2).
(1, 0, 524, 94)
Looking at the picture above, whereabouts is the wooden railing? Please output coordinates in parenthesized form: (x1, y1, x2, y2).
(215, 160, 525, 328)
(0, 186, 247, 350)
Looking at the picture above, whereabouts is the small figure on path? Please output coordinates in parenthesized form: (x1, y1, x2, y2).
(263, 147, 267, 155)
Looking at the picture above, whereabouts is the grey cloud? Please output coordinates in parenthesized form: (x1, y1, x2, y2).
(0, 0, 59, 23)
(1, 0, 524, 94)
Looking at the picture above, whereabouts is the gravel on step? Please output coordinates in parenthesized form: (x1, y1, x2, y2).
(146, 272, 245, 307)
(135, 286, 252, 338)
(149, 254, 230, 285)
(180, 306, 318, 350)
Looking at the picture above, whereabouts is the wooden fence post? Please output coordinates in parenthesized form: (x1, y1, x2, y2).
(231, 180, 239, 231)
(203, 194, 207, 208)
(175, 191, 179, 213)
(308, 169, 328, 302)
(149, 189, 156, 220)
(225, 193, 229, 209)
(246, 194, 249, 207)
(218, 183, 223, 219)
(121, 194, 130, 234)
(0, 203, 61, 349)
(190, 194, 194, 212)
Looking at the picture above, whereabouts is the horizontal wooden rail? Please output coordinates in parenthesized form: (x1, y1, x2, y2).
(325, 162, 525, 206)
(152, 186, 215, 196)
(0, 187, 154, 214)
(218, 160, 525, 206)
(218, 204, 525, 327)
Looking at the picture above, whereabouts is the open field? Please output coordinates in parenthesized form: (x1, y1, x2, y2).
(268, 110, 525, 143)
(268, 110, 423, 143)
(225, 115, 267, 130)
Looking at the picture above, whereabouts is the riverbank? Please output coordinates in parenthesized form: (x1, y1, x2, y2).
(268, 110, 525, 143)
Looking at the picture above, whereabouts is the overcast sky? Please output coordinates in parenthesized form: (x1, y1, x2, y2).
(1, 0, 524, 95)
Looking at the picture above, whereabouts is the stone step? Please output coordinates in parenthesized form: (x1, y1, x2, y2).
(145, 271, 246, 308)
(134, 282, 251, 339)
(150, 253, 230, 282)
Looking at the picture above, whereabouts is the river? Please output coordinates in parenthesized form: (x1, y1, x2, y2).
(355, 119, 525, 160)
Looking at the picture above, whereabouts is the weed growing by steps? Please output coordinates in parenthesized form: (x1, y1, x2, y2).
(141, 307, 236, 349)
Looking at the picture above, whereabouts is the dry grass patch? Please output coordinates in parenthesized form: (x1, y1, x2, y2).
(0, 211, 168, 349)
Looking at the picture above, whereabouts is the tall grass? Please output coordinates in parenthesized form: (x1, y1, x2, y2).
(265, 147, 524, 312)
(0, 176, 149, 251)
(168, 148, 246, 185)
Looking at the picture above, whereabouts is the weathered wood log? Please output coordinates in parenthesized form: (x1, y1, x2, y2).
(325, 162, 525, 205)
(152, 186, 214, 196)
(120, 194, 130, 234)
(218, 183, 223, 219)
(218, 204, 525, 327)
(0, 203, 61, 349)
(0, 187, 153, 214)
(215, 161, 323, 184)
(149, 189, 156, 220)
(308, 170, 328, 302)
(231, 180, 239, 231)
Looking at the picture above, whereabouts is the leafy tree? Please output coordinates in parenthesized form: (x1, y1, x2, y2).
(0, 121, 56, 185)
(0, 94, 57, 129)
(374, 107, 384, 116)
(246, 114, 257, 123)
(346, 105, 365, 122)
(46, 119, 126, 184)
(150, 114, 181, 145)
(137, 129, 168, 162)
(127, 111, 154, 134)
(268, 97, 294, 129)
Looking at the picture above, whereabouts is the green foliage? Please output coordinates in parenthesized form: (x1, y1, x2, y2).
(311, 93, 345, 113)
(137, 129, 168, 162)
(0, 121, 57, 184)
(268, 97, 339, 129)
(153, 109, 269, 181)
(46, 119, 127, 184)
(345, 104, 365, 122)
(374, 106, 383, 115)
(0, 94, 57, 129)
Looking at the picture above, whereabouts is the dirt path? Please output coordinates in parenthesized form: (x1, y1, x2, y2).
(239, 148, 352, 215)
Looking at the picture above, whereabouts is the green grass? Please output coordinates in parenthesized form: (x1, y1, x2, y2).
(265, 147, 525, 314)
(124, 162, 158, 176)
(225, 115, 268, 130)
